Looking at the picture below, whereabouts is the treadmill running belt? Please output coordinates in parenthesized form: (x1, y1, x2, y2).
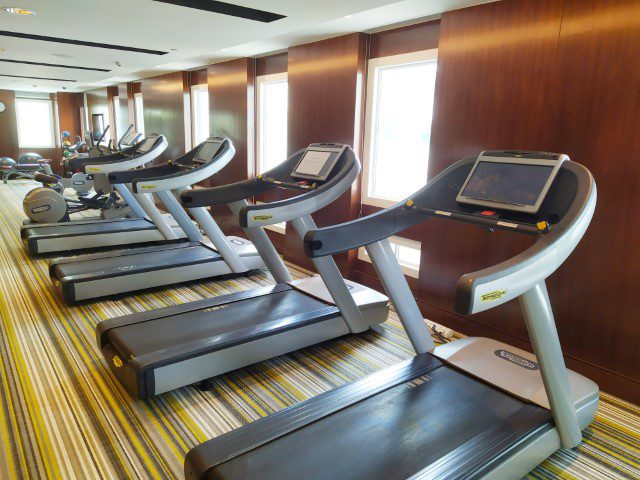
(51, 243, 220, 280)
(108, 289, 332, 358)
(194, 364, 552, 480)
(23, 218, 155, 238)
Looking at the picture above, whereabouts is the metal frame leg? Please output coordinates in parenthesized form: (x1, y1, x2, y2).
(520, 281, 582, 448)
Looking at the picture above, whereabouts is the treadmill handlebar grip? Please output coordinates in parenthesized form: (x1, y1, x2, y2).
(108, 164, 179, 185)
(180, 179, 274, 207)
(304, 203, 423, 258)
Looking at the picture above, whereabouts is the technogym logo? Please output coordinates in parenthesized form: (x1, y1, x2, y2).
(31, 205, 51, 213)
(494, 349, 539, 370)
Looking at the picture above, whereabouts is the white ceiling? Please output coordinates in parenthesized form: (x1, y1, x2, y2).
(0, 0, 497, 93)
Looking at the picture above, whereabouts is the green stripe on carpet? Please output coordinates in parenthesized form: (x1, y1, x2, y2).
(0, 180, 638, 479)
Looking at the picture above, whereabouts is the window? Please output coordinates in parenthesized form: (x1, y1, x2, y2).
(363, 49, 438, 208)
(134, 93, 145, 136)
(113, 96, 126, 141)
(256, 72, 288, 174)
(358, 236, 421, 278)
(15, 98, 56, 148)
(191, 85, 210, 145)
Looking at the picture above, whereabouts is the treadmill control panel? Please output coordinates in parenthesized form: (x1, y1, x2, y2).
(456, 151, 567, 214)
(194, 138, 224, 164)
(291, 144, 347, 182)
(137, 135, 158, 153)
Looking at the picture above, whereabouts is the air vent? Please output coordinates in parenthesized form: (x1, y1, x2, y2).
(0, 30, 167, 55)
(153, 0, 285, 23)
(0, 73, 76, 82)
(0, 59, 111, 72)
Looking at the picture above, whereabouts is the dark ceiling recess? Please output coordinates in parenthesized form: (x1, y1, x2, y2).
(0, 59, 111, 72)
(0, 73, 76, 82)
(0, 30, 168, 55)
(152, 0, 286, 22)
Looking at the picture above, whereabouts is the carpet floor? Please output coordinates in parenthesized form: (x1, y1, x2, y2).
(0, 180, 638, 479)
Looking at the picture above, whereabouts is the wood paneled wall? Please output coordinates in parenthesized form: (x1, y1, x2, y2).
(56, 92, 83, 139)
(285, 33, 368, 268)
(141, 71, 188, 163)
(0, 89, 19, 160)
(256, 52, 288, 77)
(207, 58, 256, 234)
(419, 0, 640, 402)
(369, 19, 441, 58)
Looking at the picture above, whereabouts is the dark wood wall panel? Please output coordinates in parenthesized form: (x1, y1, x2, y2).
(0, 90, 19, 160)
(416, 0, 640, 402)
(85, 88, 111, 145)
(285, 33, 368, 269)
(207, 58, 255, 233)
(141, 71, 188, 163)
(256, 52, 288, 76)
(369, 20, 440, 58)
(56, 92, 83, 138)
(550, 0, 640, 400)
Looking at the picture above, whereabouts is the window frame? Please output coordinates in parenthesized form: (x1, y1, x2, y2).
(134, 92, 145, 136)
(255, 71, 288, 175)
(191, 84, 210, 147)
(15, 97, 56, 148)
(362, 48, 438, 209)
(358, 235, 422, 279)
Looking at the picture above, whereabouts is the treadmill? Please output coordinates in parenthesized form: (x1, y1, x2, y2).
(96, 143, 389, 399)
(20, 135, 188, 255)
(49, 137, 266, 302)
(184, 150, 599, 480)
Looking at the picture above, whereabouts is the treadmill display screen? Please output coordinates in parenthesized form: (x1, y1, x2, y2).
(294, 150, 332, 176)
(195, 141, 222, 163)
(461, 161, 554, 207)
(137, 136, 156, 153)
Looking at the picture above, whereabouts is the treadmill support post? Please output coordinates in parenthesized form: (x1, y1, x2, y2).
(520, 281, 582, 448)
(366, 239, 434, 354)
(114, 184, 147, 219)
(134, 191, 180, 240)
(155, 189, 204, 242)
(230, 200, 292, 284)
(292, 214, 369, 333)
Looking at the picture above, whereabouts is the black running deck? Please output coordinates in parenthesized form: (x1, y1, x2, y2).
(97, 285, 341, 398)
(185, 355, 552, 480)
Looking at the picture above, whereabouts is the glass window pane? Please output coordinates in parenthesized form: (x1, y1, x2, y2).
(193, 89, 210, 145)
(135, 94, 145, 136)
(258, 79, 288, 173)
(369, 60, 437, 202)
(397, 243, 421, 269)
(16, 99, 55, 148)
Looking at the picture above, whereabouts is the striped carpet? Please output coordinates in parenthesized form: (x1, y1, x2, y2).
(0, 180, 638, 480)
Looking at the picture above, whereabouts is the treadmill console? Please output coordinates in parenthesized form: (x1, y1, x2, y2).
(121, 130, 141, 147)
(194, 138, 224, 165)
(291, 144, 347, 182)
(456, 151, 567, 214)
(137, 135, 157, 154)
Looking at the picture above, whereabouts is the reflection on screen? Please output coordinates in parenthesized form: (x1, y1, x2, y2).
(196, 141, 221, 162)
(462, 162, 554, 206)
(295, 150, 332, 176)
(137, 137, 156, 153)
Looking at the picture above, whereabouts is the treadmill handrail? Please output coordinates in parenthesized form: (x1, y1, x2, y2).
(132, 140, 235, 192)
(67, 139, 145, 170)
(180, 146, 361, 228)
(302, 158, 467, 258)
(81, 136, 168, 174)
(455, 162, 596, 315)
(304, 158, 597, 315)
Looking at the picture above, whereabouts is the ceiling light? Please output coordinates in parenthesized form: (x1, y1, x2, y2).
(343, 14, 353, 19)
(0, 48, 4, 52)
(3, 7, 37, 15)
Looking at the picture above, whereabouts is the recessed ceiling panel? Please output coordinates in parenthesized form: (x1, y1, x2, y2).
(0, 73, 76, 82)
(152, 0, 286, 22)
(0, 58, 111, 72)
(0, 30, 168, 55)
